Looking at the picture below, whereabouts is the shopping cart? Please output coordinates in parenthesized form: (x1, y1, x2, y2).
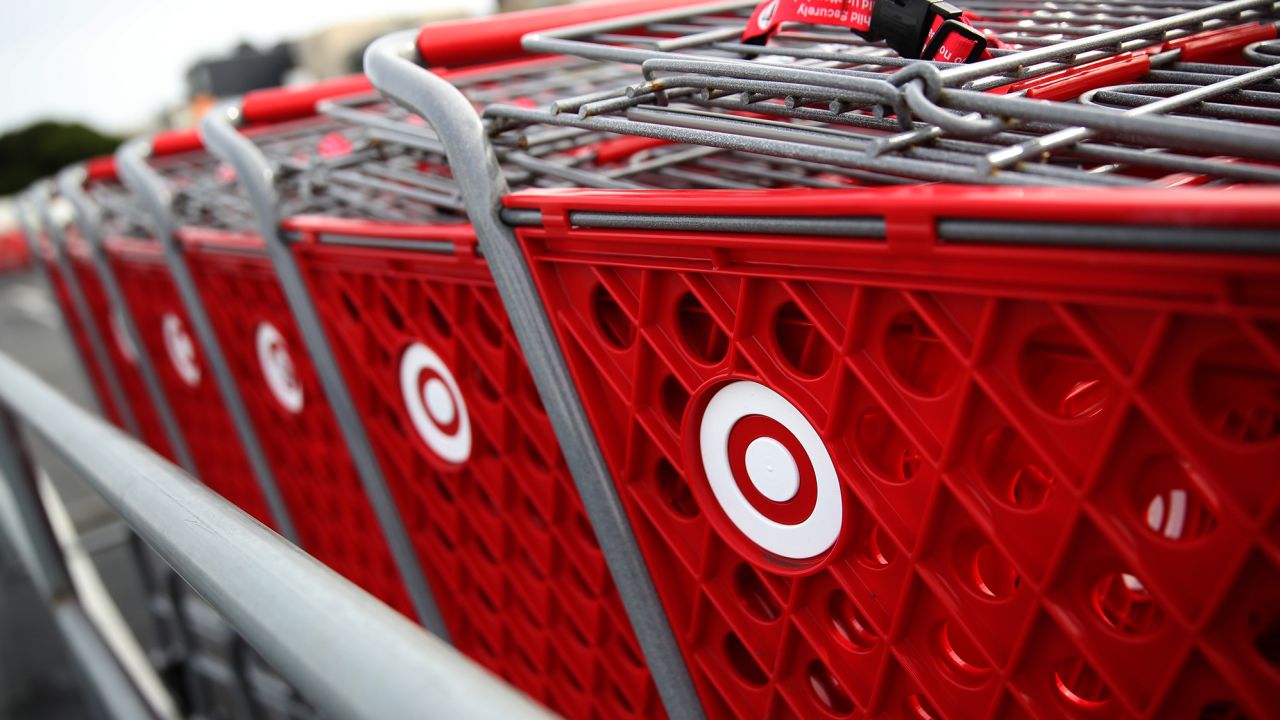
(22, 182, 130, 432)
(55, 159, 193, 465)
(192, 4, 738, 717)
(111, 113, 426, 617)
(55, 133, 281, 532)
(0, 227, 30, 273)
(366, 0, 1280, 717)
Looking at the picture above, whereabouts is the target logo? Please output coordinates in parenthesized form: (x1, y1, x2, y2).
(696, 380, 842, 561)
(758, 0, 779, 29)
(111, 310, 137, 365)
(399, 342, 470, 464)
(162, 313, 200, 387)
(256, 322, 303, 414)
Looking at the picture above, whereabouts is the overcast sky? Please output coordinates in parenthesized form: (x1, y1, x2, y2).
(0, 0, 494, 136)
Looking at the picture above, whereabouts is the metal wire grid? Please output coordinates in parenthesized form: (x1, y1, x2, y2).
(119, 0, 1280, 228)
(463, 0, 1280, 187)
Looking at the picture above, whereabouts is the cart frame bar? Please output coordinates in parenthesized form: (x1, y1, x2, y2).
(0, 348, 554, 720)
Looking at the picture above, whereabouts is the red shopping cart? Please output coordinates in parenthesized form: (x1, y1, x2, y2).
(23, 184, 129, 430)
(76, 134, 277, 528)
(193, 3, 731, 714)
(366, 0, 1280, 717)
(111, 115, 420, 615)
(58, 159, 181, 462)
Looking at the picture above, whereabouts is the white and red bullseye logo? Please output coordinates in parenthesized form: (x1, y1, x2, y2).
(162, 312, 200, 387)
(399, 342, 470, 464)
(698, 380, 842, 561)
(111, 310, 137, 365)
(256, 322, 303, 414)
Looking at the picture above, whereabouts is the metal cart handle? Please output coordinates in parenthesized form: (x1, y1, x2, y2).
(416, 0, 706, 69)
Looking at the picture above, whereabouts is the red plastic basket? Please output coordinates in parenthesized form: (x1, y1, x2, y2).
(506, 185, 1280, 719)
(34, 232, 126, 428)
(284, 215, 663, 719)
(176, 225, 414, 615)
(63, 228, 176, 460)
(105, 236, 274, 526)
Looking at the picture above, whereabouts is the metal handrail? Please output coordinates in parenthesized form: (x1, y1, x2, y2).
(0, 349, 555, 720)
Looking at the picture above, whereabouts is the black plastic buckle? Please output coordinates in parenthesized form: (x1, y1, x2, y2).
(920, 18, 989, 63)
(867, 0, 962, 59)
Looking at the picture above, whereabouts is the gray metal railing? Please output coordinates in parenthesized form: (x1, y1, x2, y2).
(0, 349, 556, 720)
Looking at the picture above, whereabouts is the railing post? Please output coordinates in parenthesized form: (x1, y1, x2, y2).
(0, 407, 153, 720)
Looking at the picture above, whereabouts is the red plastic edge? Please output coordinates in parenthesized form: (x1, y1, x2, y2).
(505, 186, 1280, 229)
(1163, 22, 1277, 62)
(150, 129, 204, 158)
(240, 74, 375, 125)
(282, 215, 479, 244)
(415, 0, 707, 68)
(85, 156, 118, 182)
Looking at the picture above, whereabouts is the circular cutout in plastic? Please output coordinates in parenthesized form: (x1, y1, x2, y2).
(399, 341, 471, 464)
(829, 591, 877, 651)
(677, 292, 728, 364)
(978, 427, 1054, 511)
(807, 659, 854, 715)
(1135, 455, 1217, 544)
(694, 380, 842, 563)
(1053, 657, 1112, 711)
(111, 310, 137, 365)
(883, 311, 959, 398)
(162, 312, 200, 387)
(592, 284, 635, 350)
(1190, 342, 1280, 445)
(935, 620, 993, 685)
(734, 563, 781, 622)
(958, 535, 1020, 601)
(256, 322, 303, 414)
(775, 301, 834, 378)
(857, 407, 923, 485)
(1020, 325, 1111, 420)
(1092, 572, 1163, 637)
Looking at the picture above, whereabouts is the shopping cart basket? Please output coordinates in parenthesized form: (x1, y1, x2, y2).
(112, 114, 424, 616)
(192, 3, 738, 716)
(366, 0, 1280, 717)
(22, 183, 130, 431)
(56, 158, 190, 464)
(62, 132, 281, 530)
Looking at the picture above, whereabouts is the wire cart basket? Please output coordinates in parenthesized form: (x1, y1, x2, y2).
(362, 0, 1280, 717)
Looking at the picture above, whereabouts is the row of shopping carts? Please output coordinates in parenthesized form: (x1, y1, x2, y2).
(15, 0, 1280, 717)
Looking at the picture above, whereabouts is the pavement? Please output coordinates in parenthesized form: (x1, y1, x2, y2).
(0, 264, 147, 720)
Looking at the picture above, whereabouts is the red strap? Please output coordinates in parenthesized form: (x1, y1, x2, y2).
(743, 0, 873, 43)
(743, 0, 990, 62)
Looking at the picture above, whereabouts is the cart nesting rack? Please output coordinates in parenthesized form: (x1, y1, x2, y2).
(365, 0, 1280, 718)
(192, 6, 714, 714)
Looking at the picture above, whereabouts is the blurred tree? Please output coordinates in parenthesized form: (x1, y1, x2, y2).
(0, 121, 123, 195)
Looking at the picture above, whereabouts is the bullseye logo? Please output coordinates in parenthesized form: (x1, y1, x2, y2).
(256, 322, 303, 414)
(162, 313, 200, 387)
(399, 342, 470, 464)
(758, 0, 779, 28)
(111, 310, 137, 365)
(696, 380, 842, 561)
